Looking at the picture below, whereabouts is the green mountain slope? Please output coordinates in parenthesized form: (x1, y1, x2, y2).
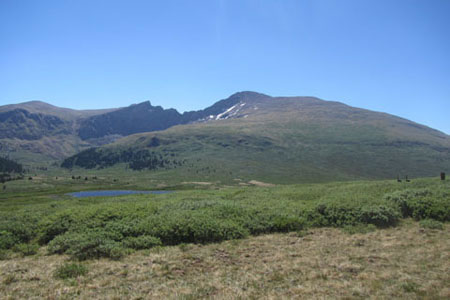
(62, 92, 450, 183)
(0, 102, 118, 163)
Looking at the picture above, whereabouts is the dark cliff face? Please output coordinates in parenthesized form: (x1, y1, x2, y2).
(0, 109, 71, 140)
(78, 92, 272, 140)
(77, 101, 184, 140)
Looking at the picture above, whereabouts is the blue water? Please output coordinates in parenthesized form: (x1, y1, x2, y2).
(67, 190, 172, 198)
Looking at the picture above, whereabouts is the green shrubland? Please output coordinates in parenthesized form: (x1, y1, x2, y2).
(0, 178, 448, 260)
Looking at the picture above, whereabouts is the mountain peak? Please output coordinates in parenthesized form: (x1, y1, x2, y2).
(20, 100, 53, 105)
(228, 91, 271, 100)
(230, 91, 270, 97)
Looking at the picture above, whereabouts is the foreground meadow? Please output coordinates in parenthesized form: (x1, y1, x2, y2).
(0, 177, 449, 298)
(1, 222, 449, 299)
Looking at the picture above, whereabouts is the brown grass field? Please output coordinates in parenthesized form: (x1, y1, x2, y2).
(0, 220, 448, 299)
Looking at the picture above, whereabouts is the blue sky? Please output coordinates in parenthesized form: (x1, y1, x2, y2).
(1, 0, 449, 133)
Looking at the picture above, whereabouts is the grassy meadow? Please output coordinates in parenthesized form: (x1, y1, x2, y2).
(0, 173, 449, 298)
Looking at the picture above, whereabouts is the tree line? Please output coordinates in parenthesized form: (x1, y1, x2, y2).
(61, 148, 185, 171)
(0, 156, 23, 173)
(0, 156, 24, 184)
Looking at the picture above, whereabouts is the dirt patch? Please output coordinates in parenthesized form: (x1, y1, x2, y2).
(182, 181, 213, 185)
(248, 180, 275, 187)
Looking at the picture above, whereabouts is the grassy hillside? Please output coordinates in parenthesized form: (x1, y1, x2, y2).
(63, 93, 450, 183)
(0, 134, 92, 165)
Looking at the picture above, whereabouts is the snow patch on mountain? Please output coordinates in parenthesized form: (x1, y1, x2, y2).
(216, 104, 238, 120)
(196, 101, 250, 123)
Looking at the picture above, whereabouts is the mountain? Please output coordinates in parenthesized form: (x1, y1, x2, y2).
(77, 92, 271, 140)
(78, 101, 183, 140)
(180, 91, 270, 122)
(0, 93, 277, 162)
(61, 92, 450, 183)
(0, 109, 71, 140)
(0, 101, 119, 163)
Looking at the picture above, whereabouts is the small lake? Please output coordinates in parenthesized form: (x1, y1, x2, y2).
(67, 190, 172, 198)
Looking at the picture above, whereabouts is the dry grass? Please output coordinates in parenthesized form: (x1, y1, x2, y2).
(1, 221, 448, 299)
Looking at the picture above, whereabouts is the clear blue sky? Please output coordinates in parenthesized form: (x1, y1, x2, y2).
(1, 0, 449, 133)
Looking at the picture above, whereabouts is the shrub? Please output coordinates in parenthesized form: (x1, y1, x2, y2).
(48, 231, 126, 260)
(0, 249, 10, 260)
(384, 188, 450, 221)
(13, 243, 39, 256)
(409, 198, 449, 222)
(122, 235, 162, 250)
(38, 212, 75, 244)
(313, 203, 400, 228)
(402, 281, 419, 293)
(384, 189, 432, 218)
(271, 215, 306, 232)
(103, 221, 138, 239)
(313, 203, 360, 226)
(303, 209, 328, 227)
(0, 221, 35, 245)
(140, 214, 249, 245)
(0, 230, 17, 250)
(238, 209, 307, 234)
(419, 219, 444, 230)
(359, 205, 400, 227)
(236, 210, 275, 234)
(54, 263, 88, 279)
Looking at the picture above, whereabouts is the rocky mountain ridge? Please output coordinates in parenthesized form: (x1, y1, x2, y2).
(1, 92, 449, 170)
